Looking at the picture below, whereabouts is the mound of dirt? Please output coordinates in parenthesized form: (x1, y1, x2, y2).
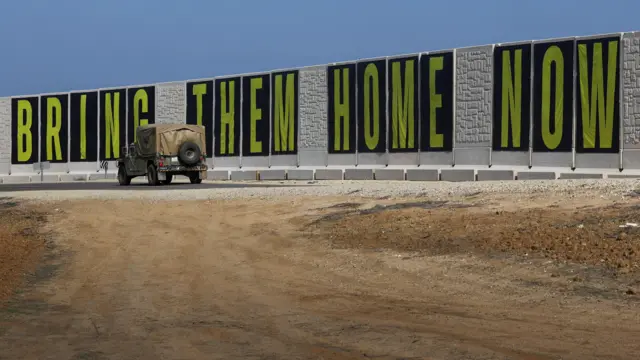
(317, 202, 640, 272)
(0, 198, 48, 304)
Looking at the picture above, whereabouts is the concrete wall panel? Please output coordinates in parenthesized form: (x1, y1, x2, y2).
(388, 153, 418, 166)
(454, 45, 493, 166)
(419, 152, 453, 166)
(156, 82, 186, 124)
(531, 152, 573, 168)
(299, 66, 328, 167)
(623, 32, 640, 168)
(0, 98, 11, 174)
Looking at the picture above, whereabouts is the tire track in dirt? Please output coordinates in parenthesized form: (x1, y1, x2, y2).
(1, 195, 640, 359)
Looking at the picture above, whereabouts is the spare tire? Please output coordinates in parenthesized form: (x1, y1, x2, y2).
(178, 141, 201, 165)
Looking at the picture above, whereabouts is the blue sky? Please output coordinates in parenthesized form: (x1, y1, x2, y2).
(0, 0, 638, 97)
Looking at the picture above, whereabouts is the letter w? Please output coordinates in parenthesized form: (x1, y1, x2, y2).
(578, 41, 618, 149)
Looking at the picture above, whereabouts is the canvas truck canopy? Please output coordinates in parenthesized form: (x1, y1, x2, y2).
(135, 124, 207, 157)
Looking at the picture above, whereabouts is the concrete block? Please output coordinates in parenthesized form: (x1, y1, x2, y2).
(344, 168, 374, 180)
(477, 170, 514, 181)
(315, 169, 343, 180)
(259, 170, 287, 180)
(440, 169, 475, 182)
(60, 174, 89, 182)
(374, 169, 405, 181)
(31, 174, 61, 183)
(608, 173, 640, 179)
(89, 173, 116, 180)
(1, 175, 31, 184)
(287, 169, 314, 180)
(207, 170, 229, 180)
(559, 173, 604, 179)
(517, 172, 556, 180)
(230, 170, 258, 181)
(406, 169, 439, 181)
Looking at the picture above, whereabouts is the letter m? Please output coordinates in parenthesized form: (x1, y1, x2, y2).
(391, 60, 415, 149)
(274, 73, 296, 152)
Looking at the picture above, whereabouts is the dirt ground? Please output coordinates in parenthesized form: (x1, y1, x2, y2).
(2, 190, 640, 359)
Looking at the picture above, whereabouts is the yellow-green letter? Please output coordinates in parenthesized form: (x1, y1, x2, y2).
(333, 68, 350, 151)
(363, 63, 379, 150)
(578, 40, 618, 149)
(541, 46, 564, 150)
(391, 60, 415, 149)
(501, 50, 522, 148)
(250, 77, 263, 153)
(79, 94, 87, 160)
(17, 100, 32, 162)
(273, 73, 295, 152)
(429, 57, 444, 148)
(46, 97, 63, 161)
(133, 89, 148, 142)
(105, 92, 120, 158)
(220, 81, 235, 155)
(193, 83, 207, 126)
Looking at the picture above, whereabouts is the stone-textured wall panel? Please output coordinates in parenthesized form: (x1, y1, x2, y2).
(455, 45, 493, 146)
(0, 98, 10, 171)
(299, 66, 328, 150)
(156, 82, 186, 124)
(623, 32, 640, 148)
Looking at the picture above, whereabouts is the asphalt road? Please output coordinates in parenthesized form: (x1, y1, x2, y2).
(0, 180, 303, 192)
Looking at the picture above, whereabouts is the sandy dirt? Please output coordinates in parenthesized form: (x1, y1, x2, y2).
(2, 191, 640, 359)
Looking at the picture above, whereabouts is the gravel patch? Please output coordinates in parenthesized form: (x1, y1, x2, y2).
(2, 178, 640, 201)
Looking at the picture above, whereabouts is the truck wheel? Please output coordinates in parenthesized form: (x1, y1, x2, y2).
(161, 174, 173, 185)
(189, 173, 202, 184)
(178, 141, 201, 166)
(147, 164, 160, 186)
(117, 166, 131, 186)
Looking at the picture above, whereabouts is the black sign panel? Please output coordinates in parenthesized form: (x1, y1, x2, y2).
(388, 55, 419, 152)
(532, 40, 574, 152)
(242, 74, 270, 157)
(11, 97, 39, 164)
(271, 70, 299, 155)
(420, 51, 454, 152)
(327, 63, 356, 154)
(357, 59, 387, 153)
(186, 80, 214, 156)
(99, 89, 126, 160)
(127, 86, 155, 144)
(492, 43, 532, 151)
(70, 92, 98, 162)
(214, 77, 241, 157)
(40, 94, 68, 163)
(575, 36, 621, 153)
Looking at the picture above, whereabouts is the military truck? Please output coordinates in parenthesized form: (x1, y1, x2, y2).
(116, 124, 208, 186)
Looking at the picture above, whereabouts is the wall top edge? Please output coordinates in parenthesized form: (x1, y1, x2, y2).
(7, 29, 639, 99)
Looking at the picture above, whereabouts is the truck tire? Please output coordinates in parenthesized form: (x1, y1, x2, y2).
(189, 173, 202, 184)
(117, 165, 131, 186)
(147, 164, 160, 186)
(178, 141, 201, 166)
(161, 174, 173, 185)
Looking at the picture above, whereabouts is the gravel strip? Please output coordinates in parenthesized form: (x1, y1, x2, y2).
(2, 178, 640, 201)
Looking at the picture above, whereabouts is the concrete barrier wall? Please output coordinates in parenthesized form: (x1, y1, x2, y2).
(3, 31, 640, 183)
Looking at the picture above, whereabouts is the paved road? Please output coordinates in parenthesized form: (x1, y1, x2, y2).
(0, 180, 301, 192)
